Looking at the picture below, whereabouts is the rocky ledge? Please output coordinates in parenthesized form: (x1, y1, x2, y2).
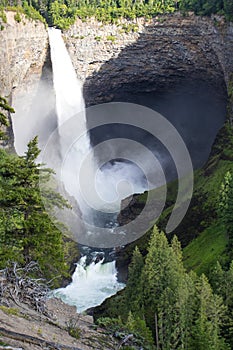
(0, 297, 119, 350)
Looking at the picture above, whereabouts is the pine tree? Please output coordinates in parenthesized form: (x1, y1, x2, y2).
(0, 96, 14, 140)
(218, 171, 233, 258)
(224, 0, 233, 20)
(141, 226, 193, 349)
(124, 246, 144, 316)
(193, 274, 228, 350)
(0, 137, 70, 285)
(210, 261, 233, 349)
(126, 311, 155, 349)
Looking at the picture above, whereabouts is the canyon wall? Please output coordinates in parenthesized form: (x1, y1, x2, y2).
(64, 13, 233, 105)
(1, 12, 232, 116)
(0, 12, 48, 147)
(0, 12, 48, 98)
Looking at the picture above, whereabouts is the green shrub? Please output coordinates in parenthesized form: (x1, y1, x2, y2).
(121, 23, 139, 33)
(106, 35, 116, 42)
(97, 317, 124, 333)
(22, 3, 47, 25)
(66, 318, 82, 339)
(0, 9, 7, 23)
(14, 12, 21, 23)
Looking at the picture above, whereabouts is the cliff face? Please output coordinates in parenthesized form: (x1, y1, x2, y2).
(64, 14, 232, 267)
(64, 13, 233, 105)
(1, 13, 232, 130)
(0, 12, 48, 98)
(0, 12, 48, 147)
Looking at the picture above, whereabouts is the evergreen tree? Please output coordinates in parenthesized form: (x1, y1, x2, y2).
(0, 137, 70, 285)
(224, 0, 233, 20)
(193, 274, 228, 350)
(126, 311, 155, 349)
(218, 171, 233, 258)
(210, 261, 233, 349)
(141, 226, 192, 349)
(124, 246, 144, 316)
(0, 96, 14, 140)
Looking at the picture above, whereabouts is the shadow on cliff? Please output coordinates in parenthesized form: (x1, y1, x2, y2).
(81, 21, 228, 254)
(83, 20, 228, 170)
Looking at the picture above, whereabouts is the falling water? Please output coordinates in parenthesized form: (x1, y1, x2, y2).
(54, 256, 125, 313)
(48, 27, 96, 211)
(48, 27, 149, 217)
(48, 28, 85, 127)
(49, 28, 125, 310)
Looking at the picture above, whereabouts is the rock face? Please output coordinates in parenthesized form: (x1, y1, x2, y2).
(64, 13, 232, 238)
(64, 13, 233, 105)
(0, 12, 48, 98)
(0, 12, 48, 147)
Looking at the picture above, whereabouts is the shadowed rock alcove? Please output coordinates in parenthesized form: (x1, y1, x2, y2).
(81, 18, 228, 175)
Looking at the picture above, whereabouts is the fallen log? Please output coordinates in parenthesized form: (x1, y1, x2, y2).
(116, 334, 134, 349)
(0, 327, 83, 350)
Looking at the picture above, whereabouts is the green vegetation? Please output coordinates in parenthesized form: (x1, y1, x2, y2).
(218, 170, 233, 258)
(0, 96, 14, 140)
(1, 0, 232, 30)
(66, 318, 82, 339)
(95, 227, 233, 349)
(14, 10, 21, 22)
(183, 222, 228, 274)
(0, 2, 46, 26)
(94, 80, 233, 348)
(97, 315, 154, 349)
(0, 306, 19, 316)
(121, 23, 139, 33)
(106, 34, 116, 42)
(0, 97, 73, 287)
(0, 8, 6, 22)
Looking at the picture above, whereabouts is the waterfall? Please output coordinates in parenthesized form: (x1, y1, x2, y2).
(48, 28, 85, 127)
(48, 28, 96, 212)
(48, 28, 148, 217)
(54, 256, 125, 313)
(49, 29, 125, 311)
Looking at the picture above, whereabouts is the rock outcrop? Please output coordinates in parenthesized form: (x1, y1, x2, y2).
(0, 12, 48, 98)
(0, 12, 48, 147)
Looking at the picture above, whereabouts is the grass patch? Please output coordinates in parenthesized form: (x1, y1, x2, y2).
(0, 306, 19, 316)
(183, 222, 228, 275)
(66, 318, 81, 339)
(106, 35, 116, 42)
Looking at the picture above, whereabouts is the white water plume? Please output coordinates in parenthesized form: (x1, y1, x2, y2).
(48, 28, 149, 216)
(48, 28, 85, 127)
(54, 256, 125, 313)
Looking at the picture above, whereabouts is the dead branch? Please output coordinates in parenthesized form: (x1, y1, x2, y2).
(0, 262, 50, 317)
(116, 334, 134, 349)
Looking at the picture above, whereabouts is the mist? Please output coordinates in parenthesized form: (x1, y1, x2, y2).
(12, 29, 227, 234)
